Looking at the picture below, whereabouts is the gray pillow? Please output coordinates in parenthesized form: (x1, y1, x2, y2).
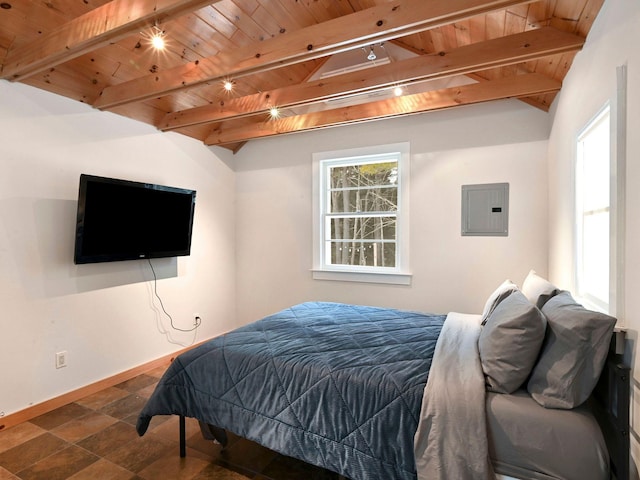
(479, 290, 547, 394)
(521, 269, 560, 309)
(527, 291, 616, 409)
(480, 279, 518, 326)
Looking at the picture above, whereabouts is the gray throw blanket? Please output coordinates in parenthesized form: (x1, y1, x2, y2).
(414, 312, 494, 480)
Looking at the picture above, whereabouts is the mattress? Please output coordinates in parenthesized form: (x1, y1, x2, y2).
(487, 389, 609, 480)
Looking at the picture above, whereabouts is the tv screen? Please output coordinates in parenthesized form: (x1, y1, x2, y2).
(74, 174, 196, 264)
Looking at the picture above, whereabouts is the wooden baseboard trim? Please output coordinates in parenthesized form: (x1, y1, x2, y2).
(0, 343, 202, 432)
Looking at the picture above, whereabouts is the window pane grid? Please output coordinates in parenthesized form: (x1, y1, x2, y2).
(322, 156, 400, 269)
(330, 185, 397, 192)
(329, 241, 397, 268)
(327, 212, 397, 218)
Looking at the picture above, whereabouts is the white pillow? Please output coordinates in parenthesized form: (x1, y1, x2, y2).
(522, 270, 560, 309)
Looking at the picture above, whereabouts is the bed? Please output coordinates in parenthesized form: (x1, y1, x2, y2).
(136, 273, 629, 480)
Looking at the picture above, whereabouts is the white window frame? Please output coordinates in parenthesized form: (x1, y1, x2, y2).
(575, 105, 611, 313)
(312, 142, 411, 285)
(573, 64, 627, 321)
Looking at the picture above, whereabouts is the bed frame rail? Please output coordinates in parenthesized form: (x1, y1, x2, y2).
(592, 331, 630, 480)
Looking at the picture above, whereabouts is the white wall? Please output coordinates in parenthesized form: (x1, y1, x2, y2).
(231, 100, 551, 324)
(546, 0, 640, 473)
(0, 81, 237, 417)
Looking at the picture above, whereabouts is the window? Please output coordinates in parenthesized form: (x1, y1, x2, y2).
(312, 143, 410, 284)
(576, 106, 610, 312)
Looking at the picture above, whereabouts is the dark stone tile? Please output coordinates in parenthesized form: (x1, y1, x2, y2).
(136, 452, 210, 479)
(16, 445, 98, 480)
(99, 394, 147, 420)
(0, 433, 68, 473)
(136, 382, 159, 399)
(77, 421, 137, 457)
(51, 411, 118, 443)
(147, 415, 200, 443)
(75, 387, 130, 411)
(0, 465, 18, 479)
(66, 458, 137, 480)
(30, 403, 91, 430)
(104, 432, 175, 473)
(0, 422, 46, 454)
(116, 375, 158, 394)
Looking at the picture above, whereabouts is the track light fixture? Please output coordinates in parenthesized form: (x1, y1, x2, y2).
(366, 45, 377, 61)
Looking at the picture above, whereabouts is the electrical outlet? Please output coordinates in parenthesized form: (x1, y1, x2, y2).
(55, 351, 67, 369)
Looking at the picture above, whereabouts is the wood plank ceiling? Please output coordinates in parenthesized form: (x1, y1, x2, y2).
(0, 0, 603, 152)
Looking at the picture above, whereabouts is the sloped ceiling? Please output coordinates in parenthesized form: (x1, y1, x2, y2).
(0, 0, 603, 152)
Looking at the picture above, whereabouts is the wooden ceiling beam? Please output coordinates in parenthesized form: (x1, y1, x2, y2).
(0, 0, 221, 81)
(204, 73, 561, 146)
(94, 0, 536, 109)
(159, 26, 582, 131)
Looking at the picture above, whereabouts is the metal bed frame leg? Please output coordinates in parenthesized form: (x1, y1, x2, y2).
(179, 415, 186, 458)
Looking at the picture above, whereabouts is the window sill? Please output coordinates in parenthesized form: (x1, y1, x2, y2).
(311, 269, 412, 285)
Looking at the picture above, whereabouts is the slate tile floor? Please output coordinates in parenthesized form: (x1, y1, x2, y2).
(0, 364, 341, 480)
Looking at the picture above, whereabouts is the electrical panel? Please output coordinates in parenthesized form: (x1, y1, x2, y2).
(461, 183, 509, 236)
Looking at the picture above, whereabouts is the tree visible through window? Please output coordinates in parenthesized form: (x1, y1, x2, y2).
(313, 143, 409, 284)
(326, 159, 398, 268)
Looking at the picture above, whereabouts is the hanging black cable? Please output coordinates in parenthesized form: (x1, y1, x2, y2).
(148, 258, 201, 332)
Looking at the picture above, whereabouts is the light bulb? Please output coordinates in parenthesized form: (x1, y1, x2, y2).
(151, 35, 165, 50)
(394, 86, 403, 97)
(223, 81, 233, 91)
(367, 47, 376, 61)
(150, 27, 165, 50)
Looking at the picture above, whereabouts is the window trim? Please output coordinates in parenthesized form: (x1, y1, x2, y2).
(575, 104, 611, 313)
(312, 142, 411, 285)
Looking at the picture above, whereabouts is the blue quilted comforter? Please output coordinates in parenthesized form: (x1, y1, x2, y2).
(137, 302, 445, 480)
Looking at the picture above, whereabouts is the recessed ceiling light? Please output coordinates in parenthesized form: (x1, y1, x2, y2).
(393, 86, 404, 97)
(269, 107, 280, 119)
(223, 80, 233, 92)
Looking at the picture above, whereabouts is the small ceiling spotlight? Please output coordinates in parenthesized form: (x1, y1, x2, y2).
(366, 45, 377, 61)
(393, 86, 404, 97)
(269, 106, 280, 119)
(223, 80, 234, 92)
(150, 25, 166, 50)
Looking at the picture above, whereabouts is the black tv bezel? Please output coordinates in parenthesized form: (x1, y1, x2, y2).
(73, 174, 196, 265)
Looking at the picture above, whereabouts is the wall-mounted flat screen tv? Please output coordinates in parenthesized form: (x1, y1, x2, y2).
(74, 174, 196, 264)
